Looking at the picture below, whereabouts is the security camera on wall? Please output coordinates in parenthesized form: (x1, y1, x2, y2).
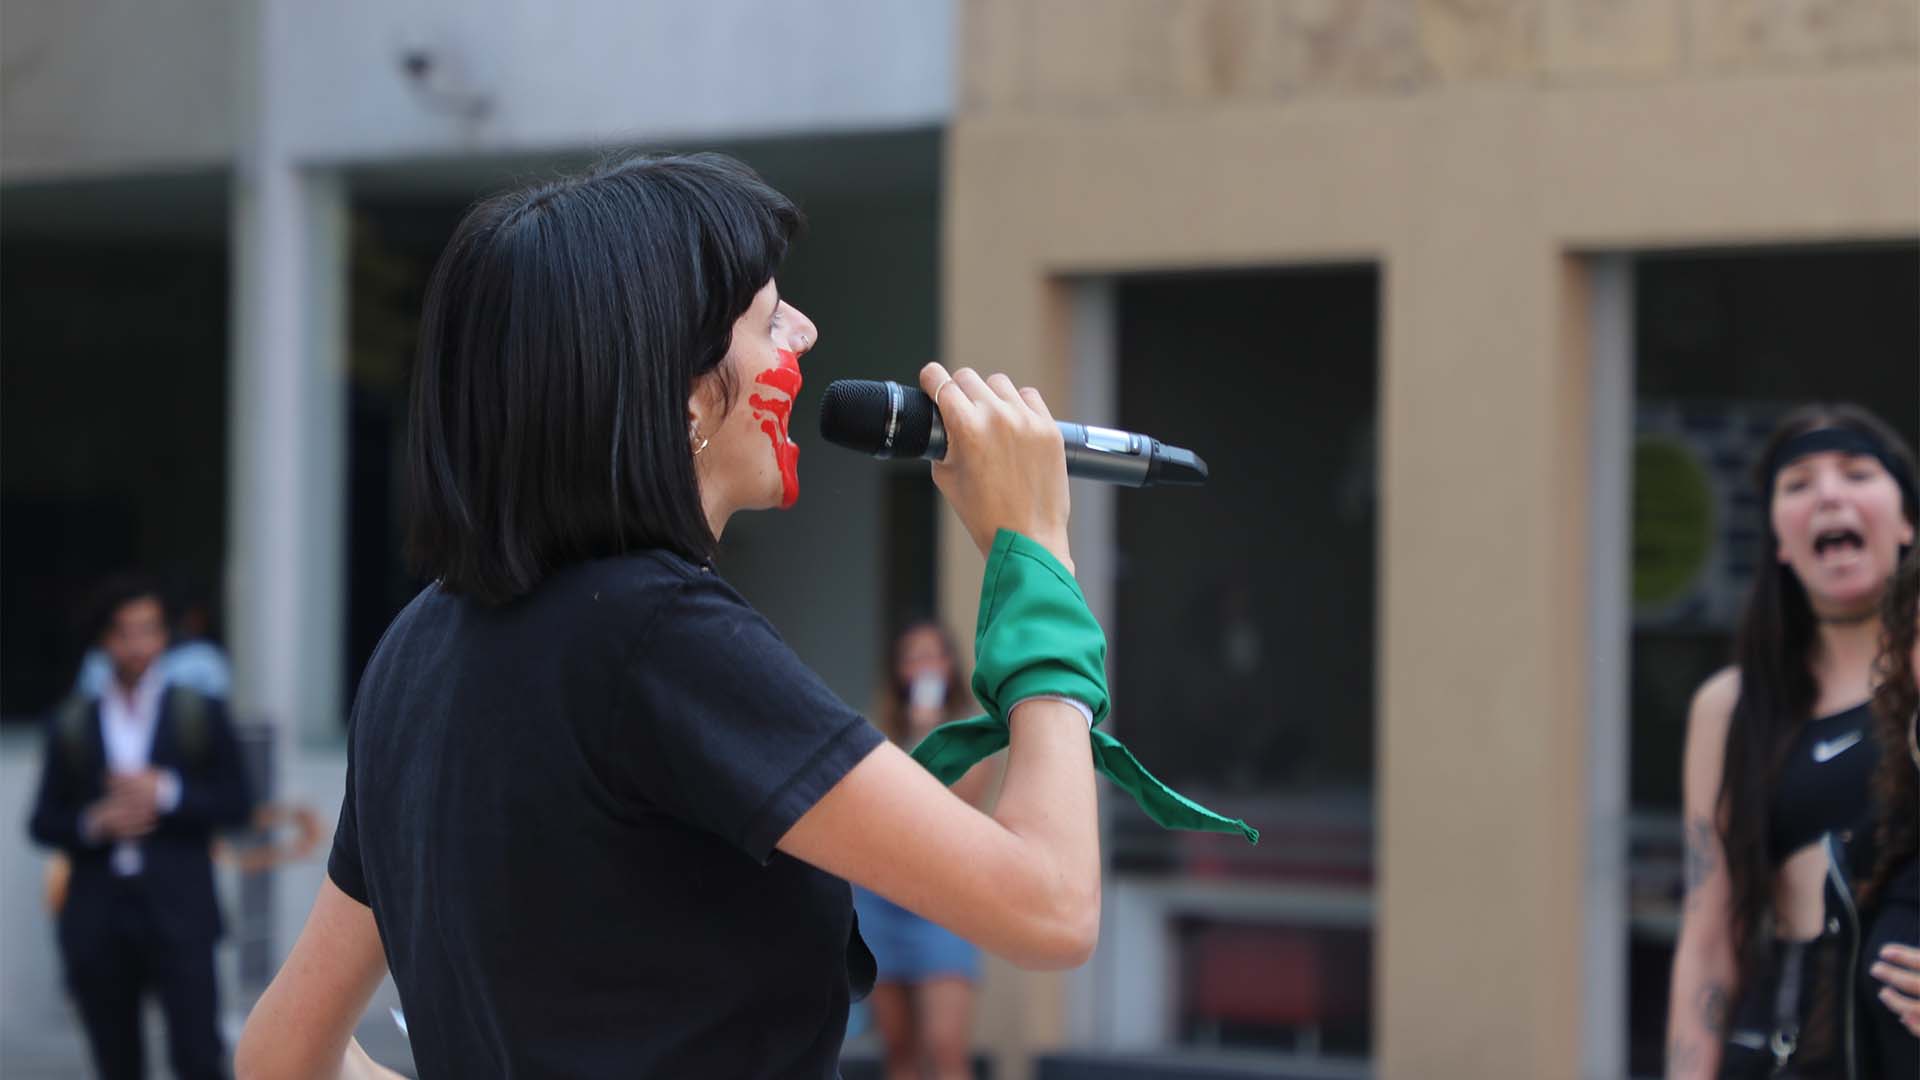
(392, 28, 493, 123)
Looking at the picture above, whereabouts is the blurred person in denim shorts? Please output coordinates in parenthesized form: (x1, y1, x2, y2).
(856, 619, 990, 1080)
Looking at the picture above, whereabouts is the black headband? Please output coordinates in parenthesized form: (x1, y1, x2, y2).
(1767, 426, 1918, 510)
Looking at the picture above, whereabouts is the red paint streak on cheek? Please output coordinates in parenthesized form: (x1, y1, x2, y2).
(756, 418, 799, 508)
(758, 349, 803, 397)
(751, 349, 804, 508)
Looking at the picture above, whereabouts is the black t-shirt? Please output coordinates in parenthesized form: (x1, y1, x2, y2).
(328, 551, 885, 1078)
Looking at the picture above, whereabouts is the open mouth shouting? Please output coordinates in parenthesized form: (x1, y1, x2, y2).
(750, 348, 803, 509)
(1811, 526, 1866, 563)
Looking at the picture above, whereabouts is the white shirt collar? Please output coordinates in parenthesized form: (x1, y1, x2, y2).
(104, 663, 167, 722)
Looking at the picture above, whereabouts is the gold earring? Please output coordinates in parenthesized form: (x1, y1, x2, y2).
(690, 420, 709, 457)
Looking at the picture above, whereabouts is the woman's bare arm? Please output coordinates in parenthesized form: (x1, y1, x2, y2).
(782, 364, 1099, 968)
(949, 755, 998, 810)
(237, 876, 399, 1079)
(1665, 667, 1741, 1079)
(779, 698, 1099, 969)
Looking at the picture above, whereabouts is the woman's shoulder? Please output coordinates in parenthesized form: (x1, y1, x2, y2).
(375, 554, 768, 676)
(1688, 666, 1741, 733)
(535, 549, 724, 610)
(571, 547, 707, 583)
(1689, 664, 1751, 714)
(375, 554, 717, 657)
(550, 551, 772, 642)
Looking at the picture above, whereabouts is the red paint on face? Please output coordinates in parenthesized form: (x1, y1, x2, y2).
(750, 348, 803, 508)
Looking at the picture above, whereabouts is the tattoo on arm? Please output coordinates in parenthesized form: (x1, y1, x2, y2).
(1683, 817, 1718, 909)
(1699, 982, 1729, 1034)
(1668, 981, 1731, 1077)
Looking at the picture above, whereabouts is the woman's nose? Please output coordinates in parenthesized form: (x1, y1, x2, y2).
(786, 304, 819, 354)
(1813, 467, 1847, 504)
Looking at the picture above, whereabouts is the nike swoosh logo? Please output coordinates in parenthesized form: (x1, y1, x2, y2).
(1811, 732, 1862, 763)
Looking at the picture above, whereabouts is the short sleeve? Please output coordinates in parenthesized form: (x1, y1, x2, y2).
(618, 575, 884, 863)
(326, 727, 369, 905)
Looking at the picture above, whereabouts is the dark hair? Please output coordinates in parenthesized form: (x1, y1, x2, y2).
(1861, 548, 1920, 910)
(88, 573, 169, 643)
(879, 617, 972, 743)
(1718, 404, 1918, 980)
(406, 152, 802, 604)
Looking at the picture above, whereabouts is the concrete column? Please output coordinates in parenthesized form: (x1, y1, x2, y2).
(1582, 256, 1634, 1079)
(227, 0, 348, 756)
(1374, 101, 1589, 1080)
(1065, 278, 1122, 1048)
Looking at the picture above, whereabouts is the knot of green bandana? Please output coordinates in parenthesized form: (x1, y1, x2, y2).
(908, 530, 1257, 844)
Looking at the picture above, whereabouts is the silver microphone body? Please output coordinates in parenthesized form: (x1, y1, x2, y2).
(821, 379, 1206, 488)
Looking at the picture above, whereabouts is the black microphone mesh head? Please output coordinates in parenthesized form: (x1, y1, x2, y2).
(818, 380, 891, 454)
(818, 380, 935, 458)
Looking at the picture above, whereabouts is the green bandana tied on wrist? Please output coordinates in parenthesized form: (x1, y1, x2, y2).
(908, 529, 1258, 844)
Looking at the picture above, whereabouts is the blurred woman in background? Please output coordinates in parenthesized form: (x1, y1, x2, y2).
(856, 619, 992, 1080)
(1665, 404, 1916, 1078)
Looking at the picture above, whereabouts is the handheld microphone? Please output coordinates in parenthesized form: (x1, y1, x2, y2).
(818, 379, 1208, 488)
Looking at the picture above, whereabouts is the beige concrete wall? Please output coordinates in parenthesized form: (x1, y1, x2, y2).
(958, 0, 1918, 112)
(946, 3, 1919, 1077)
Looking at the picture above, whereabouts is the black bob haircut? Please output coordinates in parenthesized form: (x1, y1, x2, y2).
(407, 152, 803, 605)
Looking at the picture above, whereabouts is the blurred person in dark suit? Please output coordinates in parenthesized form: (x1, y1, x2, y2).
(28, 574, 255, 1079)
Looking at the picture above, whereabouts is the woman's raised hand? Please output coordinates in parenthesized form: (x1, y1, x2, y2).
(919, 362, 1073, 574)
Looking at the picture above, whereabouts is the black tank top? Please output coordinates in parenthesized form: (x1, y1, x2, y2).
(1768, 701, 1879, 864)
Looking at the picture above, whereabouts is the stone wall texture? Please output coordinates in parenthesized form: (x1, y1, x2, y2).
(959, 0, 1920, 113)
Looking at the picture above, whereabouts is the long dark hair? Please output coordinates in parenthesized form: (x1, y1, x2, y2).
(406, 152, 802, 604)
(1718, 404, 1917, 980)
(1861, 549, 1920, 910)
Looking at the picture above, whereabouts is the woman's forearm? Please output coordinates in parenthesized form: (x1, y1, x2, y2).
(987, 699, 1101, 965)
(1665, 928, 1735, 1079)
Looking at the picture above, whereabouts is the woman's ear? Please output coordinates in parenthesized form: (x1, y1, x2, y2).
(686, 373, 717, 440)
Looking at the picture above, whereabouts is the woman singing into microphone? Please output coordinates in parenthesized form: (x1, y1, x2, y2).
(235, 153, 1108, 1078)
